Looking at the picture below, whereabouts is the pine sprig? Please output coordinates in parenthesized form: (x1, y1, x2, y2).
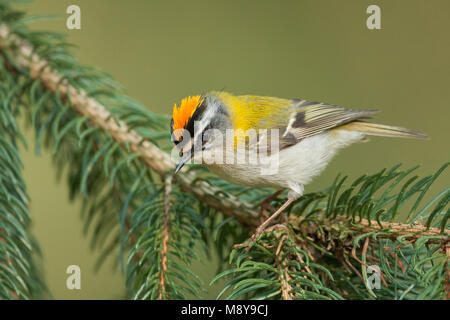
(0, 46, 45, 299)
(0, 1, 448, 300)
(126, 180, 207, 299)
(1, 2, 207, 299)
(216, 164, 449, 299)
(212, 227, 344, 300)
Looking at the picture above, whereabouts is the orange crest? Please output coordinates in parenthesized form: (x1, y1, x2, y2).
(172, 95, 202, 138)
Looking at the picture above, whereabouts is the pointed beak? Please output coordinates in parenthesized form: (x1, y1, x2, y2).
(174, 154, 191, 174)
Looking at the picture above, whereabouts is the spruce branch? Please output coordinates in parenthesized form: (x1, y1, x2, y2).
(0, 22, 259, 227)
(0, 2, 448, 300)
(0, 40, 45, 298)
(290, 216, 448, 244)
(446, 244, 450, 299)
(0, 23, 447, 238)
(158, 175, 172, 300)
(216, 164, 449, 299)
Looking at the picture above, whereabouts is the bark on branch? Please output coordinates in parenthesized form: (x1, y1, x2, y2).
(0, 24, 448, 242)
(0, 24, 259, 227)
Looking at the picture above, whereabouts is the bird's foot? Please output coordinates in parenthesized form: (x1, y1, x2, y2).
(233, 197, 296, 252)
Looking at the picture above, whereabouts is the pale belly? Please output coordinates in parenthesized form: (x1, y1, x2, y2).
(205, 130, 365, 190)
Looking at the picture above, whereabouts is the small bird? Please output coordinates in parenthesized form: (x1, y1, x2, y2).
(170, 92, 427, 239)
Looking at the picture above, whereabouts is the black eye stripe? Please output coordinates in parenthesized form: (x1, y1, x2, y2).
(171, 98, 208, 146)
(203, 123, 211, 134)
(184, 99, 207, 139)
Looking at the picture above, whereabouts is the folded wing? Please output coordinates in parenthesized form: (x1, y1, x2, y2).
(279, 100, 378, 149)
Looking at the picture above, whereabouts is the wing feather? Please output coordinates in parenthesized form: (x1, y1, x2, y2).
(279, 100, 378, 149)
(285, 101, 378, 140)
(219, 92, 378, 152)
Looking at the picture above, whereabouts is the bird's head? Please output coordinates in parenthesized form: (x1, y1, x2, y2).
(170, 94, 230, 173)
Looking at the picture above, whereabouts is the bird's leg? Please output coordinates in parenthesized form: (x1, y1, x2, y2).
(252, 197, 294, 240)
(252, 185, 304, 240)
(233, 198, 294, 250)
(258, 190, 283, 219)
(234, 185, 303, 250)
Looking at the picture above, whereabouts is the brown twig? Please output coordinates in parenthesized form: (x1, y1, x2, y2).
(444, 242, 450, 300)
(2, 24, 448, 239)
(275, 235, 293, 300)
(1, 24, 449, 299)
(351, 244, 374, 270)
(0, 24, 259, 228)
(292, 215, 449, 244)
(158, 175, 172, 300)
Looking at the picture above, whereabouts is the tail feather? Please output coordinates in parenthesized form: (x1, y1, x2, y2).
(340, 121, 428, 139)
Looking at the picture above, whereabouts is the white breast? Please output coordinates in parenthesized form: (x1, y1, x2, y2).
(205, 129, 365, 190)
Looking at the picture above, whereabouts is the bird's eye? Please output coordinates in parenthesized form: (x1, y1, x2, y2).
(202, 133, 211, 145)
(173, 135, 183, 146)
(179, 151, 183, 157)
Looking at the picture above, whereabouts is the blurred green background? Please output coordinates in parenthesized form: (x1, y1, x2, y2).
(12, 0, 449, 299)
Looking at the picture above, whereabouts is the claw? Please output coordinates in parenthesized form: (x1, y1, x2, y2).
(234, 197, 295, 251)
